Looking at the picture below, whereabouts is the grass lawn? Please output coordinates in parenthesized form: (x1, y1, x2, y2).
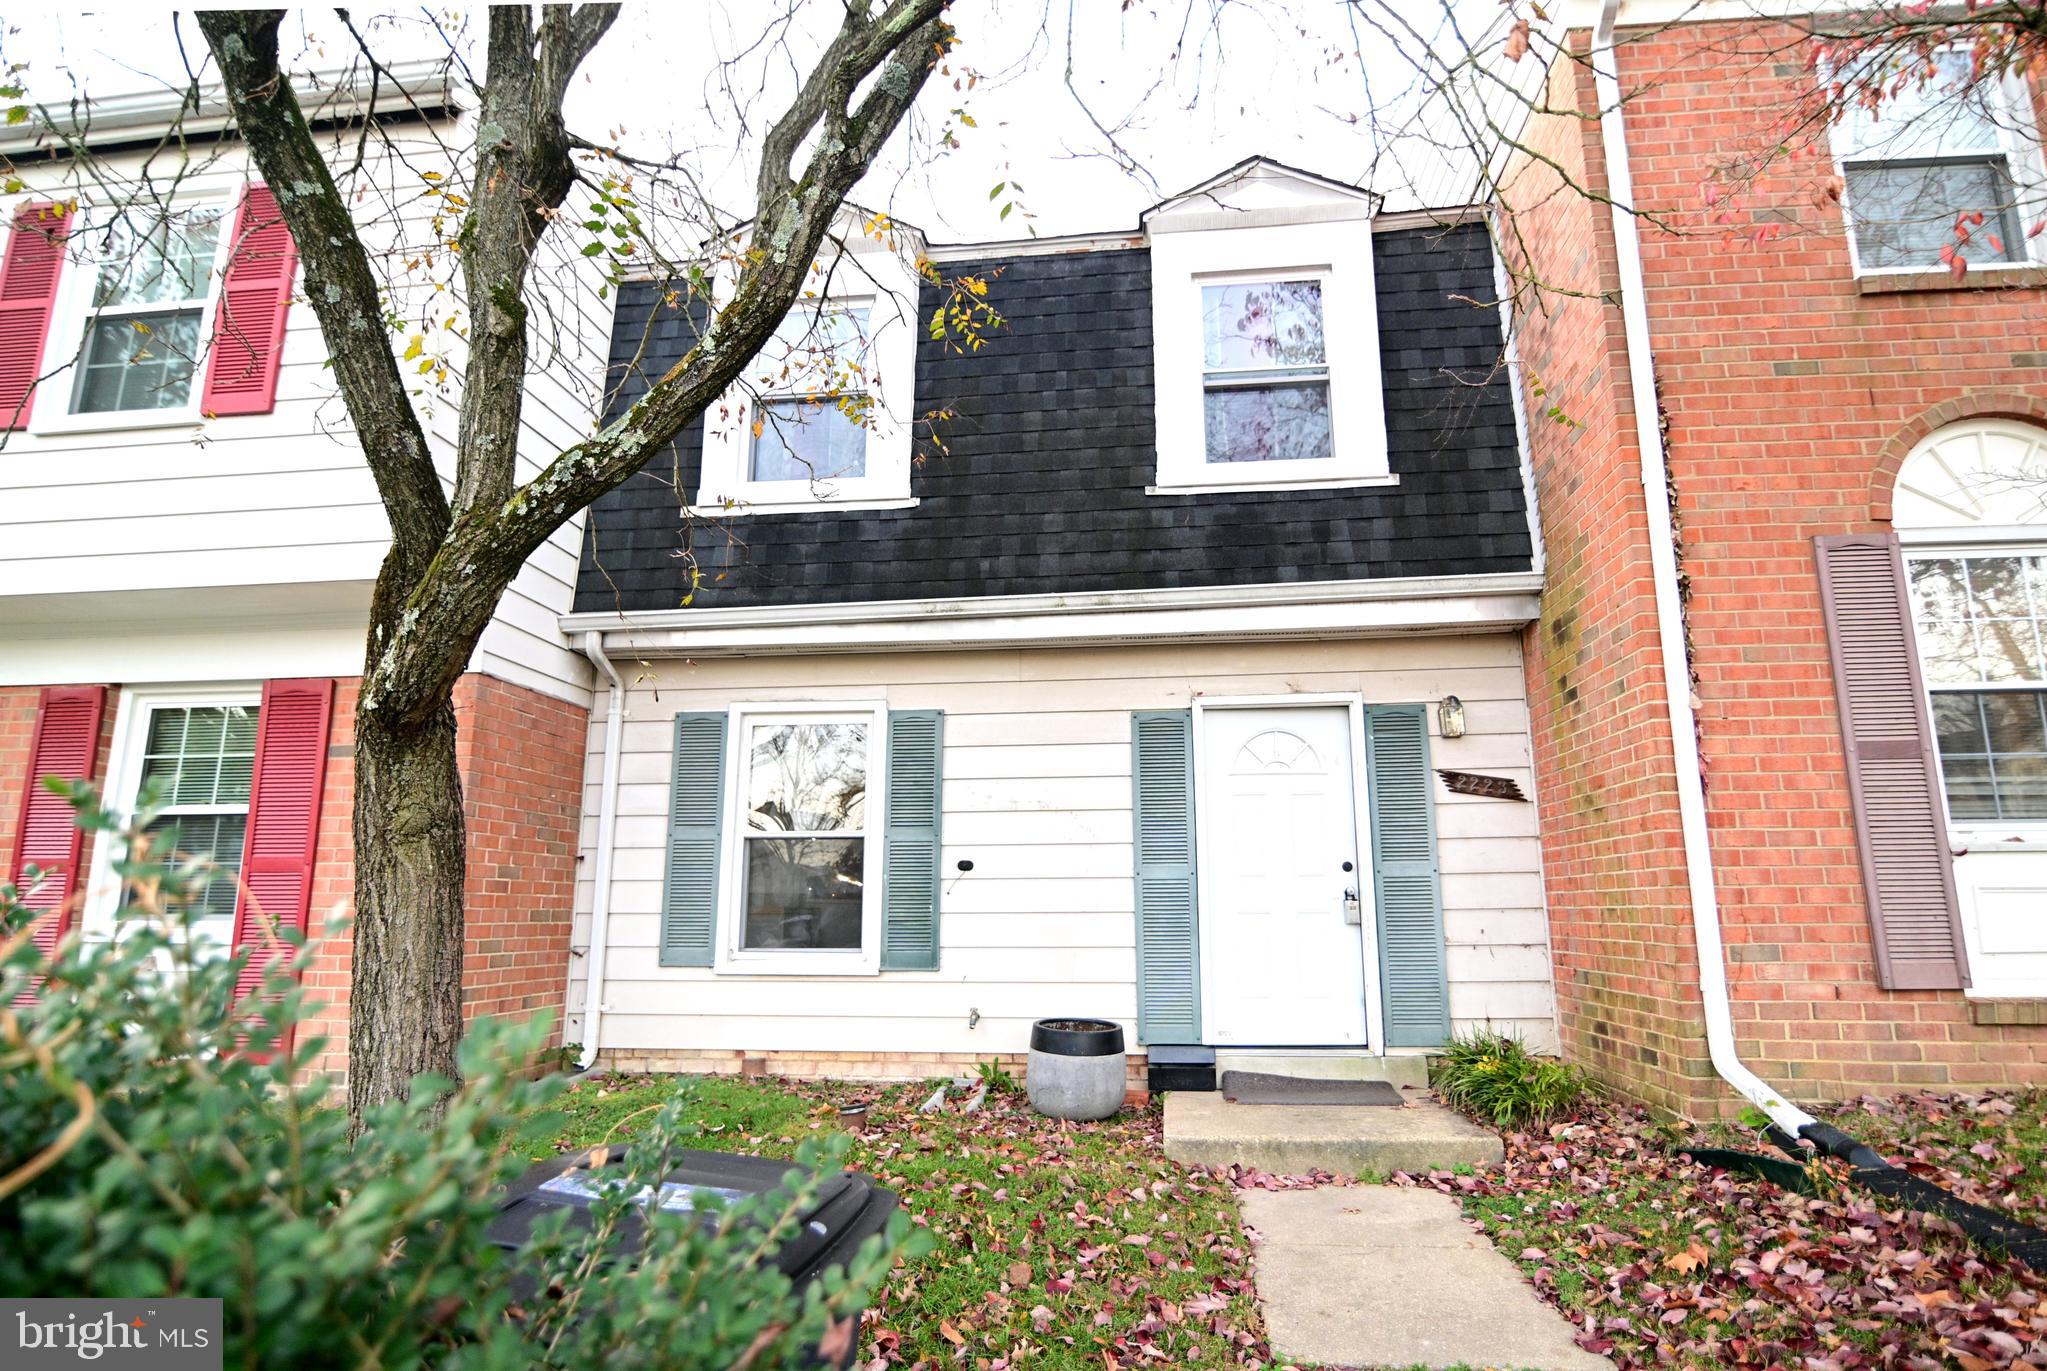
(506, 1072, 1278, 1371)
(1426, 1093, 2047, 1370)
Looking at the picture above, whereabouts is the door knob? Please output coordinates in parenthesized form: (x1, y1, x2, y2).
(1341, 860, 1354, 873)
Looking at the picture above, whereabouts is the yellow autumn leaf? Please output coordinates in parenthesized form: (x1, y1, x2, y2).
(403, 335, 424, 361)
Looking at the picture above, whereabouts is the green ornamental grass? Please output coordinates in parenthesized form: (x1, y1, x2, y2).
(1430, 1029, 1588, 1129)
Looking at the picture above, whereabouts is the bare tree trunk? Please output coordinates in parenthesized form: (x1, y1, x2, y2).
(347, 695, 466, 1121)
(198, 2, 949, 1132)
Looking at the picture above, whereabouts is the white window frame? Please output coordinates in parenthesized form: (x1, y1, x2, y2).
(714, 700, 888, 975)
(1147, 219, 1392, 494)
(81, 682, 262, 955)
(696, 279, 919, 516)
(1830, 54, 2047, 278)
(1902, 542, 2047, 844)
(31, 187, 240, 435)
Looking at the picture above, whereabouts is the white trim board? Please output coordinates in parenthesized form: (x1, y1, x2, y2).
(562, 574, 1544, 658)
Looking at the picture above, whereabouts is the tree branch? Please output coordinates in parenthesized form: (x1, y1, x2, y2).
(196, 9, 450, 571)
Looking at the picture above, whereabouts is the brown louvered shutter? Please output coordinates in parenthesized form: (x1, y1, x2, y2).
(1815, 532, 1968, 990)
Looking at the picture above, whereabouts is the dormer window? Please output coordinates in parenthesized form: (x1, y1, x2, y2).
(1200, 277, 1332, 463)
(748, 304, 873, 484)
(1143, 159, 1389, 494)
(696, 235, 918, 516)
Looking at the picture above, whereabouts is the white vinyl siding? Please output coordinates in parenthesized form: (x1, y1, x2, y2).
(566, 634, 1558, 1059)
(0, 127, 607, 707)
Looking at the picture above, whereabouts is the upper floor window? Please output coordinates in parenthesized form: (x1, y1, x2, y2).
(1200, 277, 1333, 463)
(1833, 48, 2047, 274)
(1143, 164, 1388, 494)
(61, 200, 231, 418)
(696, 236, 918, 516)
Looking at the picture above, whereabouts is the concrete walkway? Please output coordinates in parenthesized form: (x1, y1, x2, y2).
(1240, 1186, 1612, 1371)
(1165, 1091, 1504, 1177)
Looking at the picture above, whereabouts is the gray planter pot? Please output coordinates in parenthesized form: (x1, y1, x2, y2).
(1025, 1018, 1126, 1121)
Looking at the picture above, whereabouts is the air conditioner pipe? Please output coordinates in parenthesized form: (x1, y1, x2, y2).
(574, 630, 627, 1073)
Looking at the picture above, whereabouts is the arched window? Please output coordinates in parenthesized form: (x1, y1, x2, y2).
(1895, 421, 2047, 825)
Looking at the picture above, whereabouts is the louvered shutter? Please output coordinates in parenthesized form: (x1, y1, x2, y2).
(1366, 704, 1451, 1048)
(881, 710, 944, 971)
(1815, 533, 1968, 990)
(9, 686, 105, 997)
(229, 679, 334, 1009)
(201, 183, 298, 417)
(660, 713, 727, 967)
(1132, 710, 1200, 1045)
(0, 201, 71, 429)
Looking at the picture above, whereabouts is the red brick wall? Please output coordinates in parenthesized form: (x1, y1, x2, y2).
(452, 673, 585, 1028)
(1503, 44, 1715, 1114)
(3, 674, 585, 1087)
(1515, 19, 2047, 1110)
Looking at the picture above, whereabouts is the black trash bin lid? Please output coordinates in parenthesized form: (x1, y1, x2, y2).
(487, 1146, 877, 1281)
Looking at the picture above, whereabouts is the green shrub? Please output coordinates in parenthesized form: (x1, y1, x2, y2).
(1431, 1029, 1589, 1129)
(0, 785, 919, 1368)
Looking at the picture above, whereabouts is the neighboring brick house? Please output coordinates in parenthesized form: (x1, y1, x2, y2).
(0, 66, 600, 1078)
(1511, 1, 2047, 1112)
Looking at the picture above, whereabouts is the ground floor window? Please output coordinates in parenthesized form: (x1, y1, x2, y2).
(92, 690, 261, 954)
(723, 703, 884, 971)
(1908, 551, 2047, 821)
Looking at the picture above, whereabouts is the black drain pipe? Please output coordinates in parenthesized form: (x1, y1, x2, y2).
(1686, 1125, 2047, 1273)
(1797, 1122, 2047, 1272)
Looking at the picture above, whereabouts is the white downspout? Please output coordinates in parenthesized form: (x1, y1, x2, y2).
(575, 631, 627, 1072)
(1589, 0, 1815, 1135)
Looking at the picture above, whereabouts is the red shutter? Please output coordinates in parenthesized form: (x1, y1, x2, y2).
(201, 183, 298, 417)
(1815, 533, 1970, 990)
(229, 678, 334, 1011)
(9, 686, 106, 992)
(0, 201, 72, 430)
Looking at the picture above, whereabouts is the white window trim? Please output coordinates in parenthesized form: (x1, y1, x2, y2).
(1830, 59, 2047, 278)
(1902, 543, 2047, 845)
(1148, 219, 1389, 492)
(81, 682, 262, 951)
(714, 700, 888, 976)
(697, 279, 919, 513)
(31, 187, 240, 436)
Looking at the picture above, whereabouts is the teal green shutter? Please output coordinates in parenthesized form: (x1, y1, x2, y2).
(1132, 710, 1200, 1044)
(660, 712, 728, 967)
(1365, 704, 1451, 1048)
(881, 710, 944, 970)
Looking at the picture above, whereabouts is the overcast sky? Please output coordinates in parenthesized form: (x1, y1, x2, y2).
(2, 2, 1495, 238)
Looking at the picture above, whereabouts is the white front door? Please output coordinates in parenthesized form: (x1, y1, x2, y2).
(1200, 706, 1369, 1046)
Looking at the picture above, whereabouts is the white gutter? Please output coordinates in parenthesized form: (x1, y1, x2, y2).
(574, 631, 628, 1072)
(1591, 0, 1815, 1136)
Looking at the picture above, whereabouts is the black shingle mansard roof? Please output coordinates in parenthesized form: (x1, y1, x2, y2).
(573, 219, 1531, 614)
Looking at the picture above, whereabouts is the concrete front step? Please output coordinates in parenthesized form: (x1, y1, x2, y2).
(1211, 1052, 1431, 1089)
(1162, 1090, 1503, 1178)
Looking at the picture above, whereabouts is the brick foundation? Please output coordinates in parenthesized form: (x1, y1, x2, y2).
(1510, 20, 2047, 1112)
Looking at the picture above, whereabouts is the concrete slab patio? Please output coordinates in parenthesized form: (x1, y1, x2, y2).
(1240, 1186, 1612, 1371)
(1163, 1090, 1504, 1177)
